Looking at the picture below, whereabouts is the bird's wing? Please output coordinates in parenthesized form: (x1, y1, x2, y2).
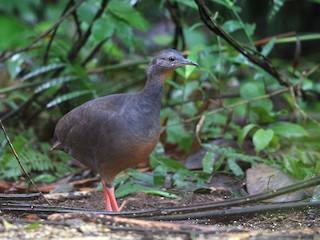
(52, 94, 132, 152)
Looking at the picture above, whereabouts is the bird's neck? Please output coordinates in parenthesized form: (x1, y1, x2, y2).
(140, 68, 169, 99)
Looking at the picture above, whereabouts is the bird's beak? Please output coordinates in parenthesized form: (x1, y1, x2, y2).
(180, 59, 199, 67)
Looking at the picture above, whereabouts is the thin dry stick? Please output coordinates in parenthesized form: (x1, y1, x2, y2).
(166, 86, 292, 129)
(0, 120, 51, 205)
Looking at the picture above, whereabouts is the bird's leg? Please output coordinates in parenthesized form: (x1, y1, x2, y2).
(101, 179, 119, 211)
(105, 186, 119, 211)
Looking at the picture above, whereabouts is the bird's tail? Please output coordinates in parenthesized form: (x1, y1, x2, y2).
(51, 140, 61, 150)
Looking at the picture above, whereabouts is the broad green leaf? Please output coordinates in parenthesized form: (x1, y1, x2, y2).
(172, 169, 191, 187)
(238, 123, 259, 146)
(127, 169, 153, 185)
(115, 182, 150, 198)
(227, 158, 244, 176)
(33, 174, 56, 183)
(92, 15, 115, 41)
(202, 150, 215, 174)
(153, 165, 167, 187)
(271, 122, 309, 138)
(77, 0, 98, 23)
(108, 0, 149, 31)
(253, 129, 274, 153)
(160, 158, 187, 170)
(113, 17, 133, 46)
(0, 16, 29, 50)
(240, 82, 273, 111)
(251, 106, 278, 123)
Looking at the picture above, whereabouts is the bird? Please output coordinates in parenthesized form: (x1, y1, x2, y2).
(51, 49, 198, 211)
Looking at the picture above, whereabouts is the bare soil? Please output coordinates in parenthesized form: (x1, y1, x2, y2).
(1, 177, 319, 239)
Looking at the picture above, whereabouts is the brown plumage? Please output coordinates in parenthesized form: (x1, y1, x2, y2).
(51, 49, 198, 211)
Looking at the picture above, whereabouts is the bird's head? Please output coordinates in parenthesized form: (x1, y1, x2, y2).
(147, 49, 198, 81)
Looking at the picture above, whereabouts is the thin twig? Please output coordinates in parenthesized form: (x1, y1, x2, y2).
(165, 85, 292, 130)
(0, 120, 51, 205)
(149, 200, 320, 221)
(43, 0, 75, 65)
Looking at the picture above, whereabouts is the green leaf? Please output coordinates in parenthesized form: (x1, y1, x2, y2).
(33, 174, 56, 183)
(261, 37, 276, 56)
(184, 52, 198, 79)
(0, 16, 29, 50)
(251, 106, 278, 123)
(227, 158, 244, 176)
(108, 0, 149, 31)
(24, 222, 41, 230)
(240, 82, 273, 111)
(222, 20, 242, 33)
(238, 123, 259, 146)
(115, 182, 178, 198)
(35, 76, 78, 93)
(175, 0, 197, 9)
(269, 0, 285, 21)
(46, 90, 92, 108)
(160, 158, 187, 171)
(143, 189, 178, 198)
(92, 15, 115, 41)
(127, 169, 153, 185)
(77, 0, 99, 23)
(20, 63, 66, 81)
(115, 182, 150, 198)
(222, 20, 255, 36)
(271, 122, 309, 138)
(153, 165, 167, 187)
(202, 150, 215, 174)
(172, 169, 192, 187)
(253, 129, 274, 153)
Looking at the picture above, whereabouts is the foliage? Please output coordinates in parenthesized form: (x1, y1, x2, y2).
(0, 0, 320, 197)
(0, 129, 72, 180)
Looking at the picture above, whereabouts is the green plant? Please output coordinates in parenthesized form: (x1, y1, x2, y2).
(0, 129, 72, 181)
(0, 0, 319, 198)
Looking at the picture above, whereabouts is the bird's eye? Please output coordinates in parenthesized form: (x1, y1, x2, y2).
(169, 57, 175, 62)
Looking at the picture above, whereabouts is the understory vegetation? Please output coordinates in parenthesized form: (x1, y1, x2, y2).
(0, 0, 319, 199)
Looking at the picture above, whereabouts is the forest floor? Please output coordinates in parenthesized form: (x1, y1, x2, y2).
(0, 183, 319, 240)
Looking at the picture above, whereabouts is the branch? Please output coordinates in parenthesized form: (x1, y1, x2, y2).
(149, 201, 320, 221)
(0, 121, 51, 205)
(194, 0, 290, 87)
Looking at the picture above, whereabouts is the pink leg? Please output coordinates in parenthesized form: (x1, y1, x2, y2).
(101, 180, 119, 211)
(106, 186, 119, 211)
